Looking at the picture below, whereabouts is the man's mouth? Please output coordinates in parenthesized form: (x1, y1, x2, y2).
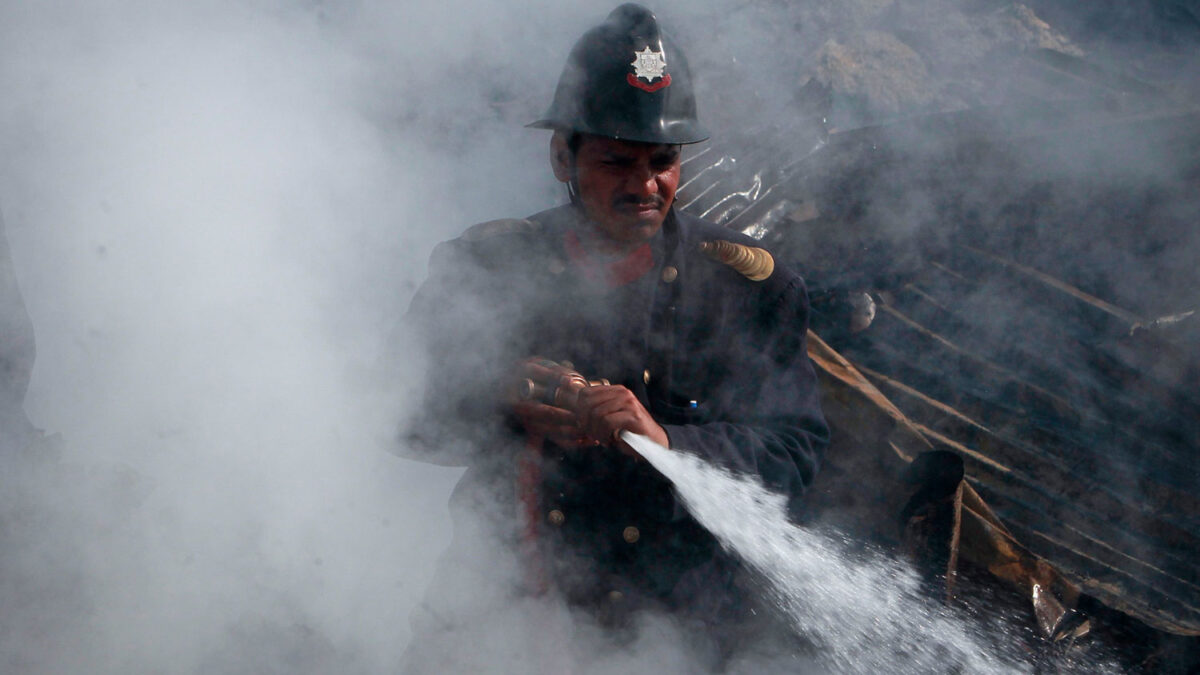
(616, 197, 665, 213)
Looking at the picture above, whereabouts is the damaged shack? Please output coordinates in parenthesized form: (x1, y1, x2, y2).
(677, 0, 1200, 669)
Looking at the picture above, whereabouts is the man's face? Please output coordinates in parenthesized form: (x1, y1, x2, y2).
(553, 134, 682, 246)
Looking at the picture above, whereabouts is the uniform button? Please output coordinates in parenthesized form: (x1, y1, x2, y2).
(548, 259, 566, 275)
(643, 369, 651, 385)
(548, 509, 565, 526)
(607, 590, 624, 603)
(622, 526, 640, 543)
(661, 266, 678, 283)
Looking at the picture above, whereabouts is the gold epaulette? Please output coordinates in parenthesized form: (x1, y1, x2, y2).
(461, 218, 541, 242)
(699, 240, 775, 281)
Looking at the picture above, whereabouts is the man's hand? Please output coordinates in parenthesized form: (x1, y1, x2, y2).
(512, 399, 592, 449)
(509, 357, 590, 449)
(573, 385, 670, 454)
(507, 357, 669, 453)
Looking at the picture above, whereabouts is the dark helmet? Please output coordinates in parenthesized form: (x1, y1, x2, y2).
(528, 4, 708, 145)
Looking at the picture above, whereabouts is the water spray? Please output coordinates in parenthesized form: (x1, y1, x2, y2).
(620, 430, 1036, 675)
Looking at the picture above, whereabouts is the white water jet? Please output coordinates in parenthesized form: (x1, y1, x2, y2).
(622, 431, 1023, 674)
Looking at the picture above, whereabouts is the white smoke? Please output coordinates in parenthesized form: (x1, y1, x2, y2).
(0, 2, 478, 671)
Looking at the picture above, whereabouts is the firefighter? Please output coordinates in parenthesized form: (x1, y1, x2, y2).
(401, 4, 828, 669)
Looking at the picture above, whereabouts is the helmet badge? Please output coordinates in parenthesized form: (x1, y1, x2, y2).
(627, 46, 671, 93)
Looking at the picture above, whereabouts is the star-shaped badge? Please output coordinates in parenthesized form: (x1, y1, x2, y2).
(630, 46, 667, 82)
(628, 46, 671, 92)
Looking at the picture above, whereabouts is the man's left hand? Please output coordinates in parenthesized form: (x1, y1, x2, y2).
(572, 385, 669, 454)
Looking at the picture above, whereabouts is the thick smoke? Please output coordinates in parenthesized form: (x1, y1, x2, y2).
(0, 0, 1194, 672)
(0, 2, 481, 671)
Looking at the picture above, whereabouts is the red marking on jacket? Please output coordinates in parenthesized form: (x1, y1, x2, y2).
(517, 436, 547, 594)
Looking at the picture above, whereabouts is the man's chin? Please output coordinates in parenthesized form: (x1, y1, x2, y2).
(623, 207, 668, 230)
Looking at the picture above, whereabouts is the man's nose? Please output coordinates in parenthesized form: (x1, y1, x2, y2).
(625, 163, 658, 196)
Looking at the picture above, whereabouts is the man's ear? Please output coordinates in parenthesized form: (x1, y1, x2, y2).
(550, 132, 572, 183)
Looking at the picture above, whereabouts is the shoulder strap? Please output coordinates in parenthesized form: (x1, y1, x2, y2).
(698, 240, 775, 281)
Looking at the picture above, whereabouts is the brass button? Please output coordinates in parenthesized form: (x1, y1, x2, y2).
(548, 509, 565, 526)
(548, 259, 566, 275)
(661, 266, 678, 283)
(607, 590, 624, 603)
(622, 526, 640, 544)
(643, 369, 651, 385)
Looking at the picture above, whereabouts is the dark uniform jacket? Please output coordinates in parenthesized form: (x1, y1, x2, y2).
(405, 204, 828, 621)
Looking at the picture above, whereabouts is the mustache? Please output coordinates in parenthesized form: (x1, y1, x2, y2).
(613, 194, 666, 209)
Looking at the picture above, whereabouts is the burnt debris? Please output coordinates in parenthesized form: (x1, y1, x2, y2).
(677, 0, 1200, 668)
